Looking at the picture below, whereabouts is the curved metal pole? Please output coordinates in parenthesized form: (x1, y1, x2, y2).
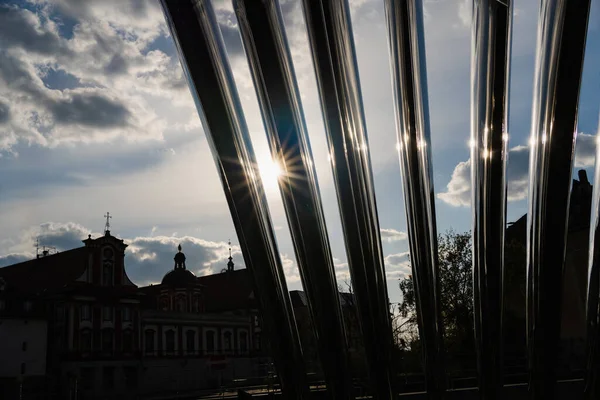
(526, 0, 591, 398)
(585, 114, 600, 399)
(384, 0, 445, 397)
(160, 1, 309, 398)
(233, 1, 353, 398)
(470, 0, 512, 398)
(301, 0, 395, 398)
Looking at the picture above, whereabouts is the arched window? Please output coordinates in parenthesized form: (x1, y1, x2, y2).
(144, 330, 155, 354)
(206, 331, 215, 353)
(80, 329, 92, 353)
(223, 331, 232, 352)
(193, 295, 200, 313)
(122, 330, 133, 353)
(160, 296, 169, 311)
(176, 296, 186, 312)
(102, 329, 114, 353)
(102, 248, 114, 286)
(165, 330, 175, 353)
(186, 330, 196, 353)
(240, 331, 248, 353)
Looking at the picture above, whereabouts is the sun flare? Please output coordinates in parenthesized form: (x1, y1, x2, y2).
(258, 158, 283, 191)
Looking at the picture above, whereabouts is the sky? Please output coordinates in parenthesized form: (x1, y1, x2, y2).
(0, 0, 598, 305)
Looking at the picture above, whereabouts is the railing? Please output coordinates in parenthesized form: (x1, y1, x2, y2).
(159, 0, 595, 399)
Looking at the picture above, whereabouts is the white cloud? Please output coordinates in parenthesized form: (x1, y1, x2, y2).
(437, 134, 597, 207)
(380, 228, 408, 242)
(384, 251, 411, 280)
(0, 220, 312, 288)
(0, 2, 200, 154)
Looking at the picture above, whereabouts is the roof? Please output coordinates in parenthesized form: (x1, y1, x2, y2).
(197, 268, 255, 312)
(0, 247, 88, 294)
(505, 170, 593, 245)
(161, 268, 199, 287)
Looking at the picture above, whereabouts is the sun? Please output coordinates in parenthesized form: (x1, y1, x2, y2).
(258, 158, 283, 192)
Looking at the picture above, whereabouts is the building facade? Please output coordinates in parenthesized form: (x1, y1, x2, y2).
(0, 230, 271, 399)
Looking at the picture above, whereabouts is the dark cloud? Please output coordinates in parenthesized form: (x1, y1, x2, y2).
(0, 253, 32, 268)
(0, 50, 131, 129)
(49, 93, 131, 127)
(35, 222, 91, 250)
(0, 51, 39, 95)
(0, 101, 10, 124)
(104, 53, 129, 75)
(0, 5, 72, 57)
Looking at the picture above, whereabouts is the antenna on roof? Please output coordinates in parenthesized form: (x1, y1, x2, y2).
(36, 237, 40, 259)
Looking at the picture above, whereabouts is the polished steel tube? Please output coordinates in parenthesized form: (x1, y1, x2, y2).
(585, 115, 600, 399)
(301, 0, 395, 397)
(470, 0, 512, 398)
(526, 0, 591, 397)
(160, 1, 308, 398)
(233, 1, 353, 397)
(384, 0, 445, 397)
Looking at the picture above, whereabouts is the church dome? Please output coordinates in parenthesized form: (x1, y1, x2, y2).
(161, 244, 198, 286)
(161, 268, 197, 286)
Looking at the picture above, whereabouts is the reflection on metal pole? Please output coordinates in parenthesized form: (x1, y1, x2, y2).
(526, 0, 591, 398)
(301, 0, 395, 398)
(470, 0, 512, 398)
(585, 114, 600, 399)
(384, 0, 445, 397)
(233, 0, 353, 398)
(160, 1, 308, 398)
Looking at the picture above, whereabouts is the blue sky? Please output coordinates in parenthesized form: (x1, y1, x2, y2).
(0, 0, 598, 305)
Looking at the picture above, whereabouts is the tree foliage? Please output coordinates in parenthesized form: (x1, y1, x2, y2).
(397, 231, 475, 370)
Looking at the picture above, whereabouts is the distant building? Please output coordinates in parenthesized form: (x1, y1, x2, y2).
(504, 169, 593, 373)
(2, 226, 361, 398)
(0, 276, 48, 399)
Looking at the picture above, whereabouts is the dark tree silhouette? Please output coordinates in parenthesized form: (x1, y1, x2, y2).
(398, 231, 475, 372)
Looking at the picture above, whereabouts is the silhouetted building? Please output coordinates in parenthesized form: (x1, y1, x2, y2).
(504, 169, 593, 375)
(2, 228, 352, 398)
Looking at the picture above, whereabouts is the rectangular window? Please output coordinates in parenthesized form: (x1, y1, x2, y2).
(81, 367, 94, 391)
(206, 331, 215, 353)
(103, 367, 114, 389)
(80, 304, 91, 321)
(122, 330, 133, 353)
(102, 330, 113, 353)
(22, 341, 27, 351)
(186, 330, 195, 353)
(80, 330, 92, 353)
(21, 363, 26, 375)
(103, 306, 112, 321)
(255, 333, 261, 351)
(122, 307, 131, 322)
(165, 330, 175, 353)
(240, 332, 248, 353)
(124, 367, 137, 389)
(144, 330, 155, 354)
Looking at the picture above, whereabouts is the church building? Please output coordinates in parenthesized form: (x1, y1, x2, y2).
(0, 224, 268, 399)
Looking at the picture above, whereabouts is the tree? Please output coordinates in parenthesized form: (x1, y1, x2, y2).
(398, 230, 475, 372)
